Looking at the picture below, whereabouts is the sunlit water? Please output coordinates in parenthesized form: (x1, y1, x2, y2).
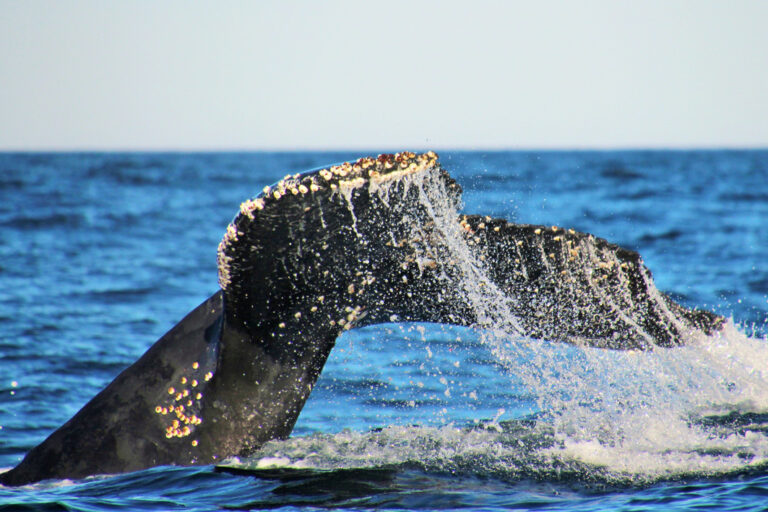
(1, 151, 766, 510)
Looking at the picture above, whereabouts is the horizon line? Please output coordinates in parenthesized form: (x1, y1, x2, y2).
(2, 144, 767, 153)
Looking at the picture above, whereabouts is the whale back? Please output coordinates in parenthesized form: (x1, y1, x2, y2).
(0, 292, 224, 485)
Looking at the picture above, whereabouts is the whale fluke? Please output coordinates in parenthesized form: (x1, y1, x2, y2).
(0, 152, 724, 485)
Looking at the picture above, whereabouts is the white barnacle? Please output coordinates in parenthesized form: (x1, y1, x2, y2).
(239, 198, 265, 218)
(240, 200, 254, 219)
(310, 183, 320, 192)
(294, 312, 302, 319)
(494, 226, 500, 232)
(273, 190, 282, 200)
(298, 184, 308, 194)
(534, 228, 542, 235)
(225, 224, 239, 242)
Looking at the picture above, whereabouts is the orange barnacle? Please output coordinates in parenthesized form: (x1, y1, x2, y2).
(155, 406, 162, 414)
(191, 440, 199, 447)
(192, 362, 199, 370)
(191, 379, 198, 387)
(196, 392, 202, 400)
(168, 387, 175, 395)
(180, 377, 187, 384)
(204, 372, 213, 381)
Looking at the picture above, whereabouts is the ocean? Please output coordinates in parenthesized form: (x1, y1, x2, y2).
(0, 150, 767, 510)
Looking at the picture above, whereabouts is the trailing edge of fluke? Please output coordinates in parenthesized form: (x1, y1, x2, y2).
(0, 152, 724, 486)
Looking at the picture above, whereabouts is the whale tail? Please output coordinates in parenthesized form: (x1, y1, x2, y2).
(0, 152, 724, 486)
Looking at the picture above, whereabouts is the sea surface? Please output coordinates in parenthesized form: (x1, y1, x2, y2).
(0, 150, 767, 511)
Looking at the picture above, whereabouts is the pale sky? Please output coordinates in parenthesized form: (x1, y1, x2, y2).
(1, 0, 767, 150)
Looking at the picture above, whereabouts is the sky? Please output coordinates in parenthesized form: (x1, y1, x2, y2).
(1, 0, 767, 150)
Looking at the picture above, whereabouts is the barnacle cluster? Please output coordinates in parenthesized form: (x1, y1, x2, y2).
(154, 361, 213, 446)
(217, 152, 440, 290)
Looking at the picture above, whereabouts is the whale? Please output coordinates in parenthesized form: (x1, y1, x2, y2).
(0, 152, 724, 486)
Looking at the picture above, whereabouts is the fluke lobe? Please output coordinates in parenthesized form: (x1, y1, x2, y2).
(0, 152, 723, 486)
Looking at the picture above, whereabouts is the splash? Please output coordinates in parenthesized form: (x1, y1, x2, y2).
(227, 324, 768, 484)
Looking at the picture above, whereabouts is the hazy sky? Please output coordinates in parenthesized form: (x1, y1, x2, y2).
(2, 1, 767, 150)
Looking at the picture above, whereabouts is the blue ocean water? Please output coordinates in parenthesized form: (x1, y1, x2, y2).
(0, 151, 767, 510)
